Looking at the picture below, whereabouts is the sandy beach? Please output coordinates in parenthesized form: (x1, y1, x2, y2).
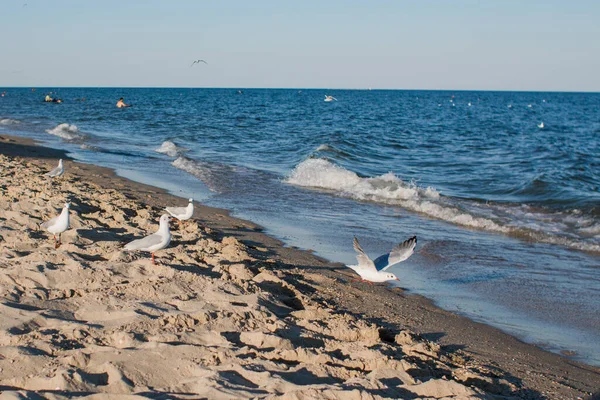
(0, 134, 598, 399)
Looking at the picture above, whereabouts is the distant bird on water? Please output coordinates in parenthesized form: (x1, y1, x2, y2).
(190, 60, 208, 67)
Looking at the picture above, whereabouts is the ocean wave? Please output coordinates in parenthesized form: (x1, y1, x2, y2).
(285, 158, 600, 253)
(172, 156, 220, 192)
(46, 123, 82, 140)
(315, 144, 332, 152)
(313, 143, 353, 159)
(0, 118, 19, 125)
(155, 140, 188, 157)
(287, 158, 440, 201)
(286, 159, 502, 233)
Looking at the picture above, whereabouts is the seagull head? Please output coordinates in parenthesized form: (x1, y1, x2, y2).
(188, 198, 193, 203)
(385, 272, 399, 281)
(64, 202, 70, 209)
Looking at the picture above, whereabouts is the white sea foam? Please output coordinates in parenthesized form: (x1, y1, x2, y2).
(579, 223, 600, 236)
(286, 158, 508, 233)
(316, 144, 332, 152)
(172, 156, 218, 192)
(46, 123, 82, 140)
(286, 158, 600, 253)
(0, 118, 19, 125)
(155, 140, 187, 157)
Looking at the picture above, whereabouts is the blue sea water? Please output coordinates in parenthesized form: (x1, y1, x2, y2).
(1, 87, 599, 365)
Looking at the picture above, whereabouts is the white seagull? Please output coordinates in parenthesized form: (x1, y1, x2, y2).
(41, 202, 70, 248)
(324, 95, 337, 102)
(45, 159, 64, 178)
(165, 198, 194, 224)
(190, 59, 208, 67)
(347, 236, 417, 283)
(538, 122, 544, 129)
(124, 214, 171, 264)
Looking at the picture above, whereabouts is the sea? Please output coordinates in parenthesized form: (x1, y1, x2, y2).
(1, 88, 599, 366)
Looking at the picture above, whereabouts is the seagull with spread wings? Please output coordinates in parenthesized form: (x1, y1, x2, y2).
(346, 236, 417, 283)
(190, 59, 208, 67)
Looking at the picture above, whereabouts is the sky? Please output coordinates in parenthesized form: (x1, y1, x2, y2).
(1, 0, 599, 91)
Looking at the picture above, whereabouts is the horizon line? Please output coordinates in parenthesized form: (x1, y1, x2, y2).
(1, 86, 599, 94)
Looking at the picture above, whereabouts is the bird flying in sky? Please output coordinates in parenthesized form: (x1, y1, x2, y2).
(190, 60, 208, 67)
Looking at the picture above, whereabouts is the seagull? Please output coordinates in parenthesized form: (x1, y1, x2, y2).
(538, 122, 544, 129)
(165, 198, 194, 225)
(124, 214, 171, 264)
(41, 203, 70, 248)
(346, 236, 417, 283)
(324, 95, 337, 102)
(45, 159, 64, 178)
(190, 60, 208, 67)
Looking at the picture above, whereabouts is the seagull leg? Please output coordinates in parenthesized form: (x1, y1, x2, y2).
(151, 252, 156, 265)
(55, 233, 62, 249)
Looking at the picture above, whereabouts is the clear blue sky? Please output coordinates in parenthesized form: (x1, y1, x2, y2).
(1, 0, 599, 91)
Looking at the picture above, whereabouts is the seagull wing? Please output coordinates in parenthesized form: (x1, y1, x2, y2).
(124, 233, 163, 251)
(374, 236, 417, 271)
(41, 215, 59, 230)
(353, 237, 376, 272)
(165, 206, 186, 217)
(45, 166, 60, 177)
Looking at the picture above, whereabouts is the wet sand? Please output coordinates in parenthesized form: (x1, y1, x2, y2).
(1, 134, 599, 399)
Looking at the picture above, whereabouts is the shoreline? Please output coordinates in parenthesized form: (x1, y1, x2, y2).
(1, 134, 599, 398)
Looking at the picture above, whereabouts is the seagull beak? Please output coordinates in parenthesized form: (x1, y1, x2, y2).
(395, 277, 400, 281)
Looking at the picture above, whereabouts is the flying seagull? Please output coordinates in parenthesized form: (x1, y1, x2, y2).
(190, 60, 208, 67)
(346, 236, 417, 283)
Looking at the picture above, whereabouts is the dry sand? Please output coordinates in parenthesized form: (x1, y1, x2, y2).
(0, 135, 599, 399)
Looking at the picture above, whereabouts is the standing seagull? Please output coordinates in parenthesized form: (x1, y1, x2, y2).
(45, 159, 64, 178)
(346, 236, 417, 283)
(165, 198, 194, 225)
(190, 60, 208, 67)
(41, 203, 70, 248)
(124, 214, 171, 265)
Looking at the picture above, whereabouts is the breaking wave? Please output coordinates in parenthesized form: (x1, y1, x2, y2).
(286, 158, 600, 253)
(155, 140, 188, 157)
(0, 118, 19, 125)
(172, 156, 225, 193)
(46, 123, 82, 140)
